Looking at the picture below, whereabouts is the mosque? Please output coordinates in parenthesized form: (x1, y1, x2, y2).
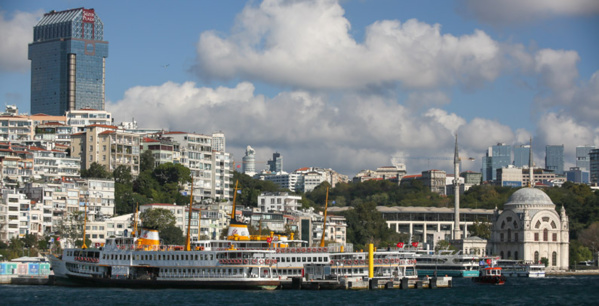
(490, 187, 569, 270)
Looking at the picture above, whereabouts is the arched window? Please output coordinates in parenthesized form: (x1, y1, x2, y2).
(534, 251, 539, 263)
(543, 229, 548, 241)
(552, 252, 557, 266)
(514, 251, 519, 260)
(508, 229, 511, 242)
(500, 251, 504, 259)
(507, 251, 511, 259)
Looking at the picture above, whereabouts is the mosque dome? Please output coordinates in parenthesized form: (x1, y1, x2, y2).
(503, 187, 555, 211)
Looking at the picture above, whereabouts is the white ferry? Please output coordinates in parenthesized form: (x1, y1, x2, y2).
(496, 259, 546, 278)
(48, 228, 281, 290)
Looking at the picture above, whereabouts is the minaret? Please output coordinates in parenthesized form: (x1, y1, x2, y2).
(453, 134, 462, 240)
(528, 138, 534, 188)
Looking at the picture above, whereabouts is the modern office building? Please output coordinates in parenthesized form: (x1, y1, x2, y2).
(482, 143, 512, 182)
(513, 145, 530, 168)
(590, 149, 599, 185)
(576, 145, 595, 171)
(545, 145, 564, 175)
(267, 152, 283, 173)
(29, 8, 108, 115)
(565, 167, 589, 184)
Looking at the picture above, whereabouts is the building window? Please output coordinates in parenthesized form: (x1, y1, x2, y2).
(500, 233, 504, 242)
(500, 251, 504, 259)
(543, 229, 548, 241)
(534, 251, 539, 263)
(514, 251, 518, 260)
(514, 232, 518, 242)
(552, 252, 557, 266)
(534, 233, 539, 241)
(553, 233, 557, 242)
(507, 251, 511, 259)
(507, 229, 511, 242)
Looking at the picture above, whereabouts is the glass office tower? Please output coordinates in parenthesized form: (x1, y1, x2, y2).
(545, 145, 564, 175)
(482, 143, 511, 182)
(28, 8, 108, 115)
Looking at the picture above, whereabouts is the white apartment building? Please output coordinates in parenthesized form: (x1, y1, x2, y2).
(66, 109, 112, 133)
(29, 147, 80, 180)
(77, 178, 116, 219)
(0, 189, 32, 241)
(258, 192, 302, 212)
(312, 215, 347, 245)
(258, 172, 302, 192)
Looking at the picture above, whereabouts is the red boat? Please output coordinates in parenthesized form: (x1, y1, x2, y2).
(473, 266, 506, 285)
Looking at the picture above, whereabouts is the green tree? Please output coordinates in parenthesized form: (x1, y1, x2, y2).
(140, 149, 156, 173)
(578, 222, 599, 253)
(435, 240, 458, 253)
(140, 208, 176, 231)
(153, 163, 191, 185)
(80, 162, 112, 179)
(468, 219, 491, 239)
(113, 165, 133, 185)
(570, 240, 593, 267)
(343, 201, 403, 250)
(160, 225, 185, 245)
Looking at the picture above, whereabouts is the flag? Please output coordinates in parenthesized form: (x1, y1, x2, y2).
(411, 242, 418, 247)
(56, 237, 60, 241)
(396, 242, 404, 248)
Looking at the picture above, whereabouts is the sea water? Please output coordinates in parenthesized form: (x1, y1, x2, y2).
(1, 276, 598, 305)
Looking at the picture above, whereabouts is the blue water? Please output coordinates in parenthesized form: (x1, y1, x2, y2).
(1, 276, 598, 305)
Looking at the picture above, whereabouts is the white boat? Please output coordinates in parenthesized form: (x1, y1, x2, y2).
(48, 228, 281, 289)
(496, 259, 546, 278)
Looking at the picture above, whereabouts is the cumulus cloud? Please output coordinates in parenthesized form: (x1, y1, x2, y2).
(108, 81, 517, 175)
(192, 0, 502, 91)
(458, 0, 599, 26)
(0, 10, 42, 72)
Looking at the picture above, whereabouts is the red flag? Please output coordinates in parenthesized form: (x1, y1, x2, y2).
(486, 259, 492, 265)
(396, 242, 404, 248)
(266, 237, 272, 243)
(411, 242, 418, 248)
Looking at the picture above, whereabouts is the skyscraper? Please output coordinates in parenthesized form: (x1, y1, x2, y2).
(545, 145, 564, 175)
(513, 145, 530, 167)
(267, 152, 283, 173)
(590, 149, 599, 185)
(29, 8, 108, 115)
(576, 145, 595, 171)
(482, 143, 511, 182)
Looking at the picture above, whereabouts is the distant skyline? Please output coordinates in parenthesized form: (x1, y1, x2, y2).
(1, 0, 598, 176)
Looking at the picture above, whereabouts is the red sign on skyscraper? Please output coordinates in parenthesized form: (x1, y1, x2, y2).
(82, 9, 95, 23)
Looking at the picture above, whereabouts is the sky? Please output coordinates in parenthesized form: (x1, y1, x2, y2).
(1, 0, 598, 177)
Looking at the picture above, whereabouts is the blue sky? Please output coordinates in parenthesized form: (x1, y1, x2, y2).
(1, 0, 598, 176)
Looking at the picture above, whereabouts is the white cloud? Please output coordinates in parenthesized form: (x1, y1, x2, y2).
(108, 81, 519, 176)
(0, 10, 42, 72)
(193, 0, 502, 91)
(458, 0, 599, 26)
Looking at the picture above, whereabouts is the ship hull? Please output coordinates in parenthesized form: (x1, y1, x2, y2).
(53, 273, 280, 290)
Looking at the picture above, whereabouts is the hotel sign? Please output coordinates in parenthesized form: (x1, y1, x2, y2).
(82, 9, 95, 23)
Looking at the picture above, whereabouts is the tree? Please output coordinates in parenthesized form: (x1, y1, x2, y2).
(435, 240, 458, 253)
(113, 165, 133, 185)
(140, 208, 176, 232)
(55, 211, 86, 248)
(578, 222, 599, 253)
(160, 225, 185, 245)
(153, 163, 191, 185)
(468, 219, 491, 239)
(140, 149, 156, 173)
(570, 240, 593, 267)
(343, 201, 404, 250)
(80, 162, 112, 179)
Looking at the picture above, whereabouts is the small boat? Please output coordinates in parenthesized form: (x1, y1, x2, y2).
(472, 258, 506, 285)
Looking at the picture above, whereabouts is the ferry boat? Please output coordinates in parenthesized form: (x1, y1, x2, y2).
(414, 250, 480, 278)
(496, 259, 545, 278)
(472, 258, 506, 285)
(48, 228, 281, 290)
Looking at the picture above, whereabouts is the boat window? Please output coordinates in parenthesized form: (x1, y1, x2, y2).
(302, 257, 306, 263)
(292, 257, 296, 262)
(307, 257, 312, 262)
